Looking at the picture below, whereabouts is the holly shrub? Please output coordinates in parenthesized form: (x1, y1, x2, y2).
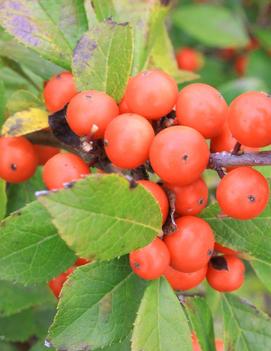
(0, 1, 271, 351)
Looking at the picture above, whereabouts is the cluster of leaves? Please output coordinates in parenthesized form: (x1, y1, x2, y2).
(0, 1, 271, 351)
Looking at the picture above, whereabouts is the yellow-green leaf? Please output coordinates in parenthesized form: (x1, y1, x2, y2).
(2, 108, 48, 136)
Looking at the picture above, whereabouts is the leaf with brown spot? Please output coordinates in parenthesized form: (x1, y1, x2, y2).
(1, 108, 48, 136)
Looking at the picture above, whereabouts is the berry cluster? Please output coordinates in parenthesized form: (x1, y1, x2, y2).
(0, 68, 270, 298)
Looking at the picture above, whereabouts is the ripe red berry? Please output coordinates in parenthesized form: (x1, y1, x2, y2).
(210, 122, 258, 153)
(104, 113, 154, 169)
(164, 265, 207, 291)
(207, 255, 245, 292)
(214, 243, 238, 256)
(129, 237, 170, 280)
(33, 145, 60, 165)
(216, 167, 269, 220)
(149, 126, 209, 186)
(228, 91, 271, 147)
(44, 72, 77, 113)
(176, 47, 203, 72)
(66, 90, 119, 139)
(0, 136, 38, 183)
(219, 47, 235, 60)
(176, 83, 228, 139)
(42, 153, 90, 190)
(48, 266, 75, 298)
(125, 70, 178, 120)
(215, 340, 224, 351)
(164, 216, 215, 273)
(166, 178, 208, 216)
(192, 334, 224, 351)
(138, 180, 169, 224)
(234, 55, 248, 76)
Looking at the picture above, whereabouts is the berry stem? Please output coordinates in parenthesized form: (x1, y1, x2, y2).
(209, 151, 271, 169)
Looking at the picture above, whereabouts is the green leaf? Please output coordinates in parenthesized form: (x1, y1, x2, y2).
(6, 167, 43, 215)
(172, 5, 249, 48)
(219, 78, 268, 104)
(34, 305, 56, 338)
(91, 0, 115, 21)
(6, 90, 42, 115)
(39, 174, 161, 261)
(0, 31, 62, 80)
(132, 277, 192, 351)
(251, 261, 271, 293)
(0, 280, 53, 317)
(0, 308, 36, 342)
(113, 1, 168, 75)
(0, 179, 7, 220)
(247, 50, 271, 90)
(200, 202, 271, 266)
(0, 79, 6, 128)
(48, 257, 146, 350)
(30, 340, 56, 351)
(149, 24, 198, 84)
(0, 342, 17, 351)
(0, 0, 73, 69)
(73, 21, 133, 102)
(254, 28, 271, 51)
(0, 201, 76, 284)
(96, 334, 131, 351)
(184, 296, 216, 351)
(222, 294, 271, 350)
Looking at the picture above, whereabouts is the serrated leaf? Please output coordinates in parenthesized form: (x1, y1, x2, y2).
(200, 203, 271, 266)
(1, 108, 48, 136)
(0, 179, 7, 220)
(48, 257, 146, 351)
(0, 0, 72, 69)
(0, 308, 36, 342)
(39, 174, 161, 261)
(172, 5, 249, 48)
(6, 167, 43, 215)
(149, 23, 198, 84)
(184, 296, 216, 351)
(0, 201, 76, 284)
(73, 21, 133, 102)
(0, 280, 53, 317)
(132, 277, 192, 351)
(222, 294, 271, 350)
(112, 0, 169, 75)
(6, 90, 42, 115)
(251, 261, 271, 294)
(96, 334, 131, 351)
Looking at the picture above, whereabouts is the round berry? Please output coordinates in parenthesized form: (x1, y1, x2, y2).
(207, 255, 245, 292)
(214, 243, 238, 256)
(164, 216, 215, 273)
(42, 153, 90, 190)
(44, 72, 77, 113)
(0, 136, 38, 183)
(216, 167, 269, 220)
(228, 91, 271, 147)
(129, 238, 170, 280)
(215, 340, 224, 351)
(138, 180, 169, 224)
(48, 266, 75, 298)
(210, 122, 258, 153)
(164, 265, 207, 291)
(149, 126, 209, 186)
(104, 113, 154, 169)
(176, 83, 228, 139)
(125, 70, 178, 120)
(166, 178, 208, 216)
(176, 47, 203, 72)
(33, 145, 60, 165)
(66, 90, 119, 138)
